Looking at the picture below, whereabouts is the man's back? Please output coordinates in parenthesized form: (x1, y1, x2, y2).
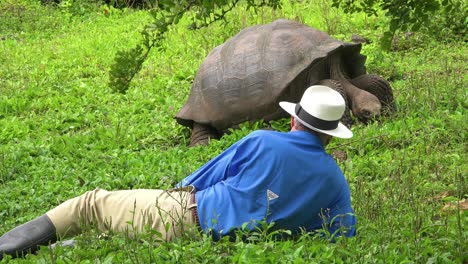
(180, 130, 356, 239)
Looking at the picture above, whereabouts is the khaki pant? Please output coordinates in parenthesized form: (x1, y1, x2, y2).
(46, 187, 196, 241)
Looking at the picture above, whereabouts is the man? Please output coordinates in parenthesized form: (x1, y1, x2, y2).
(0, 85, 356, 259)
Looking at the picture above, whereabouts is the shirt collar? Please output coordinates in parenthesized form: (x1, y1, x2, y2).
(289, 130, 324, 148)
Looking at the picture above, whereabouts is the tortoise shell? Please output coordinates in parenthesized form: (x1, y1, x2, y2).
(176, 19, 366, 131)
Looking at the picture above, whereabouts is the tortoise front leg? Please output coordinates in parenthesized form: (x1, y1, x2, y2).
(350, 74, 396, 115)
(189, 123, 220, 147)
(317, 79, 354, 128)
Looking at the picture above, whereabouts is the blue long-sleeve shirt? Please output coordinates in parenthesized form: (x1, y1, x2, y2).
(178, 130, 356, 240)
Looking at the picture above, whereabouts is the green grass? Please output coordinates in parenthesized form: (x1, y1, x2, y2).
(0, 0, 466, 263)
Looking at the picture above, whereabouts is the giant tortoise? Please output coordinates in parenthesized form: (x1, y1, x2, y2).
(176, 19, 395, 146)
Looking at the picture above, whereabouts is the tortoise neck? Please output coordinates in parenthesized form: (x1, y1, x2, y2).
(327, 53, 363, 107)
(329, 53, 350, 81)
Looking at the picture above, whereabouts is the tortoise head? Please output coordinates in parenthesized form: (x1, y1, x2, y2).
(350, 89, 382, 123)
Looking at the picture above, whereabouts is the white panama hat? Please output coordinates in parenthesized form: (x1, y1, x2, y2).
(279, 85, 353, 138)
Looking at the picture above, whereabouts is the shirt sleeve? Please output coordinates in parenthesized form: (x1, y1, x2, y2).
(176, 132, 267, 191)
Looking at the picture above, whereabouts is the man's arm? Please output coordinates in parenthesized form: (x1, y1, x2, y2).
(176, 132, 262, 191)
(176, 148, 236, 190)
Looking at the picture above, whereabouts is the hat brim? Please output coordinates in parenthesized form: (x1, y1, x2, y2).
(279, 102, 353, 139)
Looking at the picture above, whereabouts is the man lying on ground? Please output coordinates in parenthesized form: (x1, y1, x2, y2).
(0, 85, 356, 259)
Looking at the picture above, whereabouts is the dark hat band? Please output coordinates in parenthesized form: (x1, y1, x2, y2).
(295, 104, 339, 130)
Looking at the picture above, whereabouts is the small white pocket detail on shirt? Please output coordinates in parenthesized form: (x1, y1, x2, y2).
(267, 189, 279, 201)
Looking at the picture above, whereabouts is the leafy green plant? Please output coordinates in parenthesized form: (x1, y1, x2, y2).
(0, 0, 62, 38)
(108, 0, 282, 93)
(331, 0, 466, 49)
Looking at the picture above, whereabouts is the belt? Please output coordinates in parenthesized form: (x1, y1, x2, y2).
(190, 192, 201, 229)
